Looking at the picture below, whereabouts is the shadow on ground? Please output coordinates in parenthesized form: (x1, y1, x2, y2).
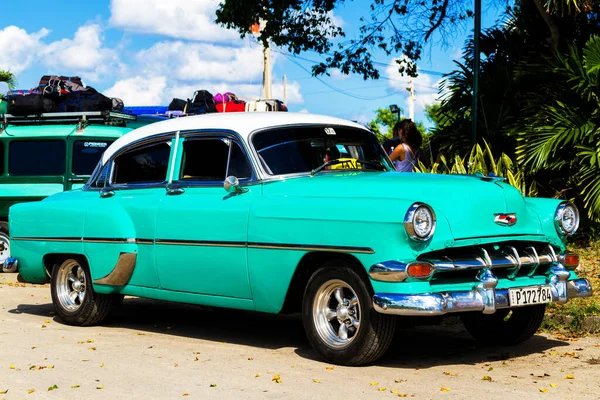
(12, 297, 569, 368)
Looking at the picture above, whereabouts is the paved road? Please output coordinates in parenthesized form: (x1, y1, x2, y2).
(1, 272, 599, 399)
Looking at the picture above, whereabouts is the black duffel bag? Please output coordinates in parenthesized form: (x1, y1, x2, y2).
(8, 94, 56, 116)
(168, 98, 187, 111)
(59, 90, 113, 112)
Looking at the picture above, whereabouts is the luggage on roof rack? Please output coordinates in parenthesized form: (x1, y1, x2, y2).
(0, 111, 137, 132)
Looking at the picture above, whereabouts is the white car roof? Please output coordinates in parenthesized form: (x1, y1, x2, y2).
(102, 112, 368, 163)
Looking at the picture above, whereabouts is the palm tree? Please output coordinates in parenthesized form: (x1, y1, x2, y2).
(512, 35, 600, 222)
(0, 69, 17, 100)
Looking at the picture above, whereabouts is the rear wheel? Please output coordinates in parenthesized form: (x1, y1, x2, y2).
(51, 257, 121, 326)
(460, 305, 546, 345)
(0, 221, 11, 270)
(302, 263, 396, 365)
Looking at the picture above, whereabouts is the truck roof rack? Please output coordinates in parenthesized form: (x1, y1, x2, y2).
(1, 111, 137, 133)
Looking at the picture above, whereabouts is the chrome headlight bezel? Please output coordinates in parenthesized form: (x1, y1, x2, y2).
(404, 202, 436, 241)
(554, 202, 580, 236)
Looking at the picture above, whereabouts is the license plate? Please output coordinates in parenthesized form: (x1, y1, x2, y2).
(508, 286, 552, 307)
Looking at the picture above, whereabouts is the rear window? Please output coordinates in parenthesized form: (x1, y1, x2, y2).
(73, 140, 113, 176)
(9, 140, 66, 176)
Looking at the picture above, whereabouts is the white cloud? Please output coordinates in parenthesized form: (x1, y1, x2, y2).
(298, 108, 309, 113)
(109, 0, 239, 43)
(0, 26, 49, 74)
(40, 25, 118, 82)
(135, 41, 265, 83)
(104, 76, 167, 105)
(330, 69, 350, 80)
(385, 58, 443, 113)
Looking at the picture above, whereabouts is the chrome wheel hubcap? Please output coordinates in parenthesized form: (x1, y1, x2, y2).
(56, 260, 86, 311)
(313, 279, 361, 348)
(0, 233, 9, 265)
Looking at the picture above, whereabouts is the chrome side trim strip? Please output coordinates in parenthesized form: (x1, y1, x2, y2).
(155, 239, 246, 248)
(247, 242, 375, 254)
(93, 252, 137, 286)
(135, 239, 154, 245)
(12, 237, 82, 242)
(84, 237, 136, 244)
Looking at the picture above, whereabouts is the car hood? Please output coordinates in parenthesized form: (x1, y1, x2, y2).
(261, 171, 543, 240)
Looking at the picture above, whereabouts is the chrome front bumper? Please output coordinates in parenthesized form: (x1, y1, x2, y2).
(373, 265, 592, 316)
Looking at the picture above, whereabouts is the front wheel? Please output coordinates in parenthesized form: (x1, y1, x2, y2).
(460, 305, 546, 345)
(51, 257, 121, 326)
(302, 264, 396, 366)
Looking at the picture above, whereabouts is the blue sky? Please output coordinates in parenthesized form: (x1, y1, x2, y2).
(0, 0, 504, 129)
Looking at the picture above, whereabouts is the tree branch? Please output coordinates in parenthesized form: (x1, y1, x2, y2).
(425, 0, 449, 42)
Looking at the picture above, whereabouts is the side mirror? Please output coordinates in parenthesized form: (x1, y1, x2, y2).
(224, 176, 248, 194)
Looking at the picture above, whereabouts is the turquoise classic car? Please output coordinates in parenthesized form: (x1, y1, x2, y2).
(8, 113, 592, 365)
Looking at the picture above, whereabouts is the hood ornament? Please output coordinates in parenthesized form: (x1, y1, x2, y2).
(494, 213, 517, 226)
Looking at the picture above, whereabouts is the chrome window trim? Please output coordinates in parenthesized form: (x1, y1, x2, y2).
(247, 123, 393, 179)
(174, 130, 259, 187)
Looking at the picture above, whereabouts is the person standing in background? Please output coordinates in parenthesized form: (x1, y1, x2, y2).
(388, 119, 422, 172)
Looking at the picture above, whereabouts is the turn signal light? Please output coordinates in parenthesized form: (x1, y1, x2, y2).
(562, 253, 580, 269)
(406, 262, 434, 279)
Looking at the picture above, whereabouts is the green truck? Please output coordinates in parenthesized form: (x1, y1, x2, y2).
(0, 111, 161, 270)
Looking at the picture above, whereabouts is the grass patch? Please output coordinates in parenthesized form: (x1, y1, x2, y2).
(541, 240, 600, 335)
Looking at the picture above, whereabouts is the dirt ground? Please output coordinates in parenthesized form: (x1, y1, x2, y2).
(1, 272, 599, 400)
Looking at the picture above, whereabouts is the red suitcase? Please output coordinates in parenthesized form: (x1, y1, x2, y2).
(216, 100, 245, 112)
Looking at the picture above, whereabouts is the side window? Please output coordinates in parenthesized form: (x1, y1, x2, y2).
(179, 138, 251, 181)
(10, 140, 66, 176)
(72, 140, 113, 176)
(112, 141, 171, 185)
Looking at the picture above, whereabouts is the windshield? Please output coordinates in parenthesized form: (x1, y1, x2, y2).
(252, 125, 393, 175)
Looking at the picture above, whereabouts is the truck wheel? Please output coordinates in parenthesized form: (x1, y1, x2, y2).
(460, 305, 546, 345)
(51, 257, 120, 326)
(302, 263, 396, 366)
(0, 221, 11, 271)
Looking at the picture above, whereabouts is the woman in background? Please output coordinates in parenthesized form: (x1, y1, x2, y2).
(388, 119, 422, 172)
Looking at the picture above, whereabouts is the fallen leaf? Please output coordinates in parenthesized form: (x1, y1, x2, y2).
(391, 390, 399, 394)
(48, 365, 54, 369)
(443, 371, 457, 376)
(100, 363, 104, 368)
(194, 357, 199, 362)
(9, 365, 15, 370)
(378, 387, 387, 391)
(550, 383, 557, 388)
(248, 357, 253, 360)
(398, 394, 408, 398)
(87, 339, 94, 343)
(488, 367, 494, 371)
(174, 363, 179, 367)
(255, 374, 260, 378)
(41, 325, 47, 328)
(77, 341, 84, 345)
(272, 374, 281, 384)
(29, 365, 36, 370)
(31, 346, 36, 349)
(539, 388, 548, 393)
(28, 389, 35, 394)
(325, 366, 334, 370)
(183, 394, 189, 397)
(209, 383, 217, 388)
(394, 379, 406, 383)
(193, 352, 200, 355)
(136, 333, 145, 336)
(71, 384, 80, 388)
(370, 381, 379, 386)
(88, 347, 96, 351)
(482, 376, 493, 381)
(96, 385, 104, 390)
(312, 379, 321, 383)
(47, 384, 58, 391)
(565, 374, 574, 379)
(0, 390, 7, 394)
(441, 387, 450, 392)
(45, 320, 50, 323)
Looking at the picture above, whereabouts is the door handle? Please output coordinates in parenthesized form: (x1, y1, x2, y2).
(100, 189, 115, 198)
(68, 178, 86, 183)
(166, 184, 185, 195)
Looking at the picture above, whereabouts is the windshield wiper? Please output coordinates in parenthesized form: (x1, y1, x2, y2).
(310, 159, 386, 176)
(310, 159, 344, 175)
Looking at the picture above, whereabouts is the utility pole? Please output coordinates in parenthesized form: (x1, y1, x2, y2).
(408, 78, 415, 120)
(283, 75, 287, 104)
(472, 0, 481, 145)
(263, 42, 272, 99)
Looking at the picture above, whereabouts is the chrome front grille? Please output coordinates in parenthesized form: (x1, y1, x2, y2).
(419, 242, 558, 280)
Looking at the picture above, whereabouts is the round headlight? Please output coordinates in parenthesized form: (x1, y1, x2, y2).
(554, 202, 580, 236)
(404, 203, 436, 241)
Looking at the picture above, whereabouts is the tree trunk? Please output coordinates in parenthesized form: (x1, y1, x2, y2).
(533, 0, 560, 48)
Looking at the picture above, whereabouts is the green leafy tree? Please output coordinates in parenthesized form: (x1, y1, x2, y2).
(0, 70, 17, 100)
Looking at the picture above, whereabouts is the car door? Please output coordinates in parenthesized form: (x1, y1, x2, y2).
(83, 136, 175, 288)
(155, 133, 256, 299)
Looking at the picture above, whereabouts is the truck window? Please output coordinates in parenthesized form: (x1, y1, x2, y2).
(72, 141, 113, 176)
(0, 142, 4, 175)
(9, 140, 66, 176)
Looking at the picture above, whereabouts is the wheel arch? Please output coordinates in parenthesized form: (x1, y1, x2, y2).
(43, 253, 88, 279)
(280, 251, 372, 314)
